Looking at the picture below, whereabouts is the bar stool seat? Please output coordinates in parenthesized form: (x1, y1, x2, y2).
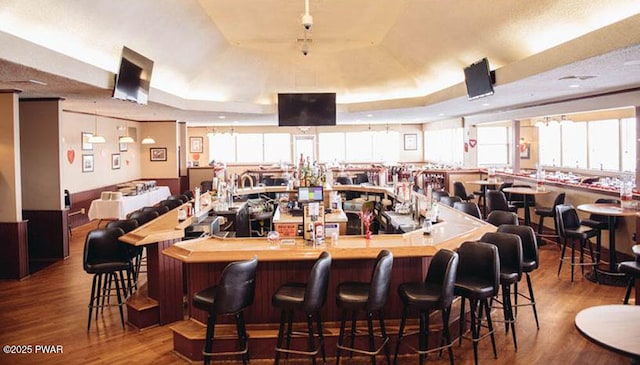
(193, 256, 258, 365)
(336, 250, 394, 365)
(618, 244, 640, 304)
(273, 252, 332, 365)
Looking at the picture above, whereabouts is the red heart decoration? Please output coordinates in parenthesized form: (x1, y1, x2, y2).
(468, 139, 477, 148)
(125, 160, 130, 165)
(67, 149, 75, 164)
(192, 153, 200, 160)
(520, 143, 528, 152)
(464, 142, 469, 153)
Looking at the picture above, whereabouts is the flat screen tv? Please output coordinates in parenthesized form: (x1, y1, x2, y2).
(298, 186, 324, 202)
(112, 46, 154, 105)
(464, 58, 494, 100)
(278, 93, 336, 126)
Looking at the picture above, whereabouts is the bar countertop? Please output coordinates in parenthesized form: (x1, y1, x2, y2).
(162, 204, 495, 263)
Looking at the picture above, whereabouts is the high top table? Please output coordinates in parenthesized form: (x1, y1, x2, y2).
(577, 203, 639, 274)
(502, 186, 549, 226)
(575, 305, 640, 361)
(467, 179, 501, 217)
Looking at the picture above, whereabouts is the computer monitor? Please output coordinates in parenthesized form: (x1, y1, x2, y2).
(298, 186, 324, 203)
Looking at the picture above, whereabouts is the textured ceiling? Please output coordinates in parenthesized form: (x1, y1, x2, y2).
(0, 0, 639, 125)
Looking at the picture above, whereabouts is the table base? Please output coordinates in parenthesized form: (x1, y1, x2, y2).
(585, 269, 627, 287)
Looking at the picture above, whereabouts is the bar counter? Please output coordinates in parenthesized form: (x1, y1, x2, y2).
(161, 203, 495, 361)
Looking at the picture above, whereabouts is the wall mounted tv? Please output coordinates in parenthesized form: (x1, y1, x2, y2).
(464, 58, 495, 100)
(278, 93, 336, 127)
(112, 46, 154, 105)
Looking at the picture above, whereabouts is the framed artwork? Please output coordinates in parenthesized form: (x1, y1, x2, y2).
(81, 132, 93, 151)
(82, 154, 94, 172)
(520, 142, 531, 160)
(119, 138, 128, 152)
(150, 147, 167, 161)
(404, 133, 417, 150)
(190, 136, 204, 153)
(111, 153, 121, 169)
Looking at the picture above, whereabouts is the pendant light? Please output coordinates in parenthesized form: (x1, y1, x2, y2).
(87, 102, 106, 144)
(118, 123, 134, 143)
(141, 136, 156, 144)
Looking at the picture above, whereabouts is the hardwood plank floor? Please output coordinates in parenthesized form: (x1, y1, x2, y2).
(0, 221, 632, 364)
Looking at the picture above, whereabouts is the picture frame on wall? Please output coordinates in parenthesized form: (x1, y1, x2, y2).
(119, 138, 128, 152)
(404, 133, 417, 151)
(190, 136, 203, 153)
(82, 154, 94, 172)
(520, 142, 531, 160)
(111, 153, 121, 169)
(81, 132, 93, 151)
(150, 147, 167, 161)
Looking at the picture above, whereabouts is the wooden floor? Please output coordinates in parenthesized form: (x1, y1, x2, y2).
(0, 221, 633, 364)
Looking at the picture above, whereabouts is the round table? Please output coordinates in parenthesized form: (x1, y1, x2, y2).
(574, 304, 640, 361)
(577, 203, 639, 273)
(502, 187, 549, 226)
(468, 179, 502, 216)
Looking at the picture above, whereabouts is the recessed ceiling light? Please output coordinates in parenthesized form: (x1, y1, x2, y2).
(569, 84, 580, 88)
(482, 103, 490, 106)
(438, 113, 445, 116)
(218, 115, 226, 119)
(623, 60, 640, 66)
(366, 114, 373, 117)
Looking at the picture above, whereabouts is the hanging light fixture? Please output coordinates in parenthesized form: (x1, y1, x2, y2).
(118, 123, 135, 143)
(87, 102, 106, 143)
(141, 136, 156, 144)
(559, 115, 574, 126)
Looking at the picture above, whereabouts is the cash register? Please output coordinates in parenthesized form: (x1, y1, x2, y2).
(289, 186, 324, 216)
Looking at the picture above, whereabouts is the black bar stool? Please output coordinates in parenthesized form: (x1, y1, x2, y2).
(83, 227, 134, 331)
(335, 250, 394, 365)
(534, 192, 565, 243)
(555, 204, 600, 282)
(272, 252, 332, 365)
(486, 210, 519, 226)
(618, 244, 640, 304)
(480, 232, 523, 351)
(454, 241, 500, 365)
(394, 249, 459, 365)
(497, 224, 540, 329)
(192, 256, 258, 365)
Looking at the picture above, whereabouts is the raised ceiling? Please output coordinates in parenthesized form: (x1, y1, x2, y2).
(0, 0, 639, 125)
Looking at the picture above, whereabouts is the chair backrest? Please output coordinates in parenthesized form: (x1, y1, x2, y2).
(432, 190, 450, 202)
(425, 249, 459, 309)
(480, 232, 523, 279)
(169, 194, 189, 204)
(303, 251, 332, 312)
(555, 204, 580, 237)
(335, 176, 353, 185)
(486, 210, 519, 226)
(214, 256, 258, 314)
(456, 241, 499, 297)
(159, 199, 182, 210)
(183, 190, 194, 200)
(128, 209, 159, 226)
(486, 190, 510, 212)
(453, 202, 482, 219)
(507, 184, 535, 204)
(590, 198, 621, 226)
(155, 205, 170, 215)
(367, 249, 394, 311)
(83, 227, 129, 273)
(440, 196, 462, 207)
(141, 206, 159, 214)
(497, 182, 513, 192)
(354, 173, 369, 185)
(497, 224, 539, 270)
(106, 219, 139, 234)
(64, 189, 71, 208)
(453, 182, 468, 200)
(200, 180, 213, 192)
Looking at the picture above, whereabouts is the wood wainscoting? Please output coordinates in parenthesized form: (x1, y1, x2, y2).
(0, 220, 29, 279)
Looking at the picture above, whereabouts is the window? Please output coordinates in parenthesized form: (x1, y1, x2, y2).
(236, 134, 263, 163)
(424, 128, 463, 165)
(346, 132, 372, 162)
(264, 133, 291, 163)
(373, 131, 400, 162)
(561, 122, 587, 169)
(588, 119, 619, 170)
(476, 126, 509, 166)
(538, 123, 561, 167)
(621, 117, 636, 172)
(208, 133, 235, 163)
(208, 132, 291, 163)
(318, 133, 345, 162)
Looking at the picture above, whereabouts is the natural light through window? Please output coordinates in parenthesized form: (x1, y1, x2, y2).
(561, 122, 587, 169)
(588, 119, 619, 170)
(476, 126, 509, 166)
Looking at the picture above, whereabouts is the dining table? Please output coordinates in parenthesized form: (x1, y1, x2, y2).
(577, 203, 639, 274)
(87, 186, 171, 221)
(502, 186, 550, 226)
(574, 304, 640, 361)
